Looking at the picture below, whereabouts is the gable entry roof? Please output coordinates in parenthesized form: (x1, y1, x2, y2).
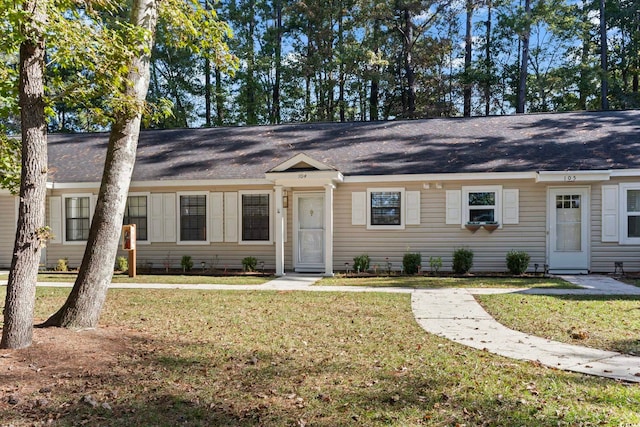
(46, 110, 640, 183)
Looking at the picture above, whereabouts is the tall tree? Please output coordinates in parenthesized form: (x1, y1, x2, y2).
(516, 0, 531, 113)
(1, 0, 48, 349)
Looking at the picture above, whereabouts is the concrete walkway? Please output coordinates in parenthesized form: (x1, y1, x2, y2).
(2, 271, 639, 382)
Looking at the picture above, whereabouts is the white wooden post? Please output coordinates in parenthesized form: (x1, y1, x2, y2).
(274, 185, 285, 276)
(324, 184, 335, 276)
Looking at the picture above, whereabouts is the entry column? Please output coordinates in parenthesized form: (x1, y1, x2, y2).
(324, 184, 335, 276)
(274, 185, 285, 276)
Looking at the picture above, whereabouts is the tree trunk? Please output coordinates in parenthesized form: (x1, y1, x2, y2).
(463, 0, 473, 117)
(516, 0, 531, 114)
(1, 0, 48, 349)
(600, 0, 608, 110)
(205, 57, 212, 127)
(403, 7, 416, 118)
(484, 0, 492, 116)
(271, 0, 282, 124)
(40, 0, 158, 329)
(215, 67, 224, 126)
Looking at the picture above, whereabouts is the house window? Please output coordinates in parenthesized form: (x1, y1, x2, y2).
(463, 186, 502, 224)
(65, 196, 90, 241)
(179, 194, 207, 241)
(366, 188, 405, 229)
(124, 195, 148, 241)
(241, 193, 270, 242)
(625, 188, 640, 240)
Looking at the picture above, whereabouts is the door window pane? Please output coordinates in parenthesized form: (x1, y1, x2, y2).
(555, 195, 581, 251)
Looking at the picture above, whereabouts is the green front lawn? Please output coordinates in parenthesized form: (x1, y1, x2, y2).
(1, 287, 638, 426)
(477, 293, 640, 355)
(318, 275, 578, 289)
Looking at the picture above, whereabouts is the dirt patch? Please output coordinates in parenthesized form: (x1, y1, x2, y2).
(0, 325, 143, 425)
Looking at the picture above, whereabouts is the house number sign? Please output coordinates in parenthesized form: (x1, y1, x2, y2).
(563, 175, 578, 182)
(298, 173, 307, 179)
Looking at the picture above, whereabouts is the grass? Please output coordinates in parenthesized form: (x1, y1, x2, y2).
(0, 273, 273, 285)
(318, 275, 578, 289)
(2, 287, 640, 426)
(476, 293, 640, 356)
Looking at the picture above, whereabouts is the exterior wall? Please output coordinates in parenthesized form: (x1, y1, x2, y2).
(0, 195, 16, 268)
(334, 180, 547, 273)
(590, 178, 640, 272)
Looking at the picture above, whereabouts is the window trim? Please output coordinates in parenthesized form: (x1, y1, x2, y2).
(620, 183, 640, 245)
(462, 185, 502, 226)
(176, 191, 209, 245)
(238, 190, 273, 245)
(62, 193, 94, 245)
(366, 188, 405, 230)
(123, 192, 151, 245)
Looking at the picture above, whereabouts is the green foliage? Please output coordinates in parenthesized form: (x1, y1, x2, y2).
(241, 256, 257, 272)
(55, 258, 69, 272)
(0, 132, 20, 193)
(506, 250, 531, 275)
(180, 255, 193, 272)
(116, 256, 128, 272)
(429, 256, 443, 273)
(353, 254, 370, 273)
(452, 248, 474, 274)
(403, 253, 422, 275)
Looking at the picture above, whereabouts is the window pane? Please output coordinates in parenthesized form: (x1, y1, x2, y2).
(556, 195, 581, 251)
(242, 194, 269, 241)
(628, 190, 640, 213)
(469, 209, 494, 222)
(180, 195, 206, 241)
(629, 216, 640, 238)
(469, 192, 495, 206)
(65, 197, 90, 241)
(371, 192, 401, 226)
(124, 196, 148, 241)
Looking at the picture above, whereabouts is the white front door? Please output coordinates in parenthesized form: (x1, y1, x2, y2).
(294, 193, 325, 272)
(548, 187, 590, 273)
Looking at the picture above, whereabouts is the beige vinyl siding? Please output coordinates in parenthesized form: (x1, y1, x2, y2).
(590, 179, 640, 272)
(333, 180, 546, 273)
(0, 195, 17, 268)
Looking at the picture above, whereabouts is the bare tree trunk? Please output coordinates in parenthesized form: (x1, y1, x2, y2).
(205, 58, 212, 127)
(463, 0, 473, 117)
(270, 0, 282, 124)
(1, 0, 48, 349)
(600, 0, 608, 110)
(516, 0, 531, 114)
(40, 0, 158, 329)
(484, 0, 492, 116)
(215, 67, 224, 126)
(403, 7, 416, 118)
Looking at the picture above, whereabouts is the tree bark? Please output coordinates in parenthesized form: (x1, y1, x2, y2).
(403, 7, 416, 118)
(600, 0, 608, 110)
(484, 0, 492, 116)
(270, 0, 282, 124)
(40, 0, 158, 329)
(516, 0, 531, 114)
(463, 0, 473, 117)
(1, 0, 48, 349)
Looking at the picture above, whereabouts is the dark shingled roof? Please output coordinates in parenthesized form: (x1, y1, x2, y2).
(47, 110, 640, 183)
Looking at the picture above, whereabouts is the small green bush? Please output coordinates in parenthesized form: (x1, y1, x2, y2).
(55, 258, 68, 272)
(506, 250, 531, 275)
(181, 255, 194, 272)
(242, 256, 258, 272)
(429, 256, 443, 273)
(353, 254, 370, 273)
(403, 253, 422, 275)
(452, 248, 473, 274)
(116, 256, 128, 272)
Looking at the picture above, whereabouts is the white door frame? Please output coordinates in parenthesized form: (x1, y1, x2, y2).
(547, 186, 590, 274)
(293, 192, 325, 272)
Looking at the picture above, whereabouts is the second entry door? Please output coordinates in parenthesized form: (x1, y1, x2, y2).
(294, 193, 325, 272)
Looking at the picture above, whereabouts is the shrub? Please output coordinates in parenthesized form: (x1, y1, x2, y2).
(181, 255, 194, 272)
(242, 256, 258, 272)
(116, 256, 128, 272)
(506, 250, 531, 275)
(429, 256, 443, 273)
(452, 248, 473, 274)
(55, 258, 68, 272)
(353, 254, 370, 273)
(403, 253, 422, 275)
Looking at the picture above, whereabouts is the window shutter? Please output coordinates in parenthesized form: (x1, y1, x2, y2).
(150, 194, 164, 242)
(210, 192, 224, 242)
(405, 191, 421, 225)
(351, 192, 366, 225)
(601, 185, 619, 242)
(502, 189, 519, 224)
(445, 190, 462, 225)
(163, 193, 176, 242)
(48, 196, 62, 244)
(224, 192, 238, 242)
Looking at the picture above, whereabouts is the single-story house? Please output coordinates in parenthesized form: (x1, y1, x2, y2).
(1, 110, 640, 275)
